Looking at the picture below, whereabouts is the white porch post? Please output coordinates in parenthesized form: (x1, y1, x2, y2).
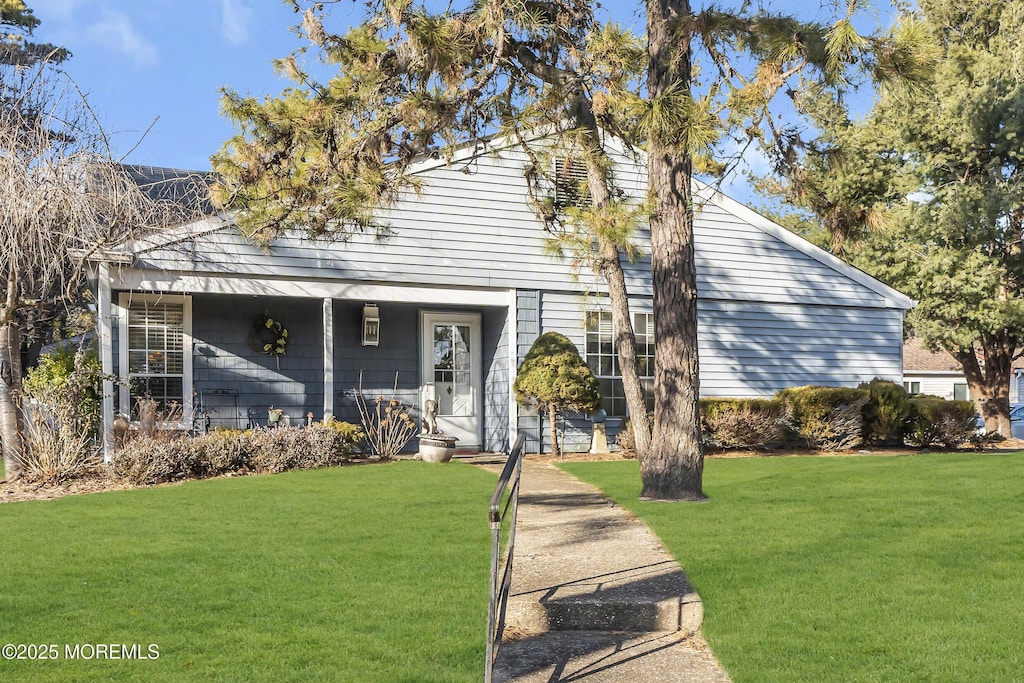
(323, 297, 334, 422)
(98, 262, 115, 462)
(508, 289, 518, 452)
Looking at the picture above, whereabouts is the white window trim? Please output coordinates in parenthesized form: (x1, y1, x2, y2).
(586, 309, 655, 416)
(117, 292, 193, 429)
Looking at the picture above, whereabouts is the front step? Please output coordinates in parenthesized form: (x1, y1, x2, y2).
(492, 630, 732, 683)
(505, 585, 703, 634)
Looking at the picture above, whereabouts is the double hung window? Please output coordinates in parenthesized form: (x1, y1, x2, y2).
(585, 310, 654, 416)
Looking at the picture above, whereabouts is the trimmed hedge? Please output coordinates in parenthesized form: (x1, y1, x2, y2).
(700, 398, 786, 450)
(111, 423, 364, 486)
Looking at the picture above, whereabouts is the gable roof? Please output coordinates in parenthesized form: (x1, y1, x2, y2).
(89, 146, 913, 313)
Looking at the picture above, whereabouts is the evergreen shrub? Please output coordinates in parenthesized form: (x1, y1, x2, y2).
(860, 378, 912, 446)
(776, 386, 869, 451)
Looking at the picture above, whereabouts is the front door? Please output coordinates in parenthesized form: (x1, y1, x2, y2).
(421, 312, 482, 450)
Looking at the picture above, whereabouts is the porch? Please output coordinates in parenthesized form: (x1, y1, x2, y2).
(97, 273, 519, 458)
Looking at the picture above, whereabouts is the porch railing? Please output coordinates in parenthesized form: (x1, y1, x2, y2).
(484, 433, 526, 683)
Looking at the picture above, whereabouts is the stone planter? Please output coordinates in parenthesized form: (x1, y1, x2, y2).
(419, 435, 458, 463)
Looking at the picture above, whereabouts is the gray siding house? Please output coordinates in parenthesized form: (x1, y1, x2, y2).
(89, 143, 913, 455)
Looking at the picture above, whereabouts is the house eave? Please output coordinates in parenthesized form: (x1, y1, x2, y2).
(68, 248, 134, 265)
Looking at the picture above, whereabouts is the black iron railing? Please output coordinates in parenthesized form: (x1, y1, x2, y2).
(484, 433, 526, 683)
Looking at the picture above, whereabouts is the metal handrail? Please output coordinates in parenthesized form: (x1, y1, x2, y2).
(484, 432, 526, 683)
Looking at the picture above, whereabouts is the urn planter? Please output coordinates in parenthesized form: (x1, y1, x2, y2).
(419, 435, 458, 463)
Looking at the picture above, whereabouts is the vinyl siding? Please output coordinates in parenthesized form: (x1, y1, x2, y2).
(136, 148, 897, 311)
(191, 294, 325, 429)
(482, 307, 509, 452)
(515, 290, 542, 453)
(113, 145, 909, 453)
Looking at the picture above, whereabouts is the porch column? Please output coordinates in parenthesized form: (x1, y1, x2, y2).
(98, 262, 115, 461)
(323, 297, 334, 422)
(508, 289, 518, 451)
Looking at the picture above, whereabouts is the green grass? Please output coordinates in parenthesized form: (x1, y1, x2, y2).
(0, 461, 495, 682)
(562, 454, 1024, 683)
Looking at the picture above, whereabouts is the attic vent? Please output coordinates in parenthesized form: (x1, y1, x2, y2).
(554, 157, 590, 209)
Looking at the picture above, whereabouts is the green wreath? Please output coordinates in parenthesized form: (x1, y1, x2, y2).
(249, 315, 288, 357)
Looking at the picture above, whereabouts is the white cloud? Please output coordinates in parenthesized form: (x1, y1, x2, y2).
(85, 8, 158, 66)
(28, 0, 85, 24)
(219, 0, 254, 46)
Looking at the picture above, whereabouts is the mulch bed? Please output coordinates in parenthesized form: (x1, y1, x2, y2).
(0, 470, 133, 504)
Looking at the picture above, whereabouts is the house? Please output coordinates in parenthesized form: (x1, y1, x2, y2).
(903, 338, 1024, 402)
(86, 143, 914, 456)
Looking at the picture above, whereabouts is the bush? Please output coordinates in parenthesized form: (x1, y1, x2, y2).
(322, 417, 365, 456)
(700, 398, 786, 450)
(110, 435, 199, 486)
(906, 397, 978, 449)
(19, 344, 104, 483)
(110, 422, 363, 485)
(860, 378, 912, 446)
(514, 332, 600, 457)
(776, 386, 869, 451)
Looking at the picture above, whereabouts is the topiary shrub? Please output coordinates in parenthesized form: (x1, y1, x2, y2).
(700, 398, 786, 450)
(776, 386, 869, 451)
(859, 378, 912, 446)
(906, 397, 979, 449)
(514, 332, 601, 457)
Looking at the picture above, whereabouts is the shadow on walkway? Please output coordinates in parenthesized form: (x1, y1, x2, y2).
(483, 460, 731, 683)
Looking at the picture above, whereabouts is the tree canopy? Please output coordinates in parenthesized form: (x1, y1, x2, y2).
(214, 0, 931, 500)
(765, 0, 1024, 434)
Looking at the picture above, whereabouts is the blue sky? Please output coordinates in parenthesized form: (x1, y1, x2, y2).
(26, 1, 894, 203)
(30, 0, 324, 171)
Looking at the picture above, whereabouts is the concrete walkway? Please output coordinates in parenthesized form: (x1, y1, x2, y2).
(485, 458, 732, 683)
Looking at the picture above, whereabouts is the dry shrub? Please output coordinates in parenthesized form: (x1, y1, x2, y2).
(615, 413, 652, 459)
(19, 400, 100, 484)
(906, 397, 979, 449)
(110, 435, 197, 486)
(18, 348, 103, 484)
(701, 398, 786, 450)
(110, 423, 363, 485)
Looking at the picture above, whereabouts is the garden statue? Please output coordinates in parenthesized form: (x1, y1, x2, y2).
(421, 398, 438, 435)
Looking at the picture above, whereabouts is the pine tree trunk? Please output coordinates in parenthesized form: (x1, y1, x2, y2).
(0, 321, 25, 481)
(642, 0, 705, 501)
(583, 156, 652, 459)
(548, 403, 560, 458)
(956, 345, 1012, 435)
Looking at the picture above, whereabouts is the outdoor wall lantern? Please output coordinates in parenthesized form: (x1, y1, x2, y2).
(362, 303, 380, 346)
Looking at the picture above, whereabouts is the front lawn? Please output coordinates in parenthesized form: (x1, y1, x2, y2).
(0, 461, 495, 682)
(562, 453, 1024, 683)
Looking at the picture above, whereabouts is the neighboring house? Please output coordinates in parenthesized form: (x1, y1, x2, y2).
(902, 338, 1024, 403)
(85, 144, 914, 456)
